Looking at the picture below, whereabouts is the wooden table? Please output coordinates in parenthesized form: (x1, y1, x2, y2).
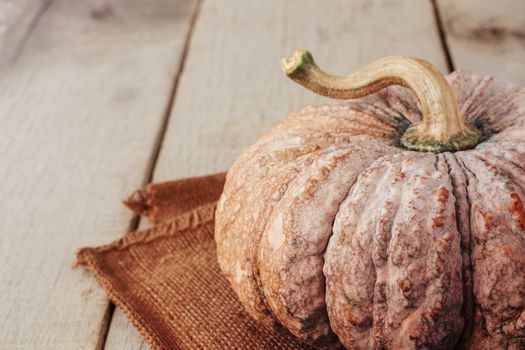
(1, 0, 524, 348)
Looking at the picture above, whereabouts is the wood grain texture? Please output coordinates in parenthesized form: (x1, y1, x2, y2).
(105, 0, 447, 348)
(0, 0, 197, 348)
(0, 0, 51, 67)
(437, 0, 525, 84)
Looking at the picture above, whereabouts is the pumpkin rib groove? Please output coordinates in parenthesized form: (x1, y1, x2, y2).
(375, 90, 412, 123)
(254, 145, 343, 305)
(376, 86, 421, 125)
(475, 146, 525, 185)
(392, 90, 421, 122)
(474, 153, 525, 194)
(249, 153, 319, 328)
(433, 150, 440, 172)
(250, 148, 330, 322)
(449, 72, 524, 138)
(487, 147, 525, 172)
(325, 154, 399, 349)
(454, 155, 501, 349)
(349, 100, 402, 126)
(323, 150, 404, 345)
(442, 153, 475, 347)
(253, 144, 349, 323)
(476, 86, 524, 128)
(465, 83, 525, 134)
(370, 155, 406, 349)
(459, 76, 495, 120)
(455, 153, 525, 349)
(396, 154, 463, 349)
(470, 152, 525, 243)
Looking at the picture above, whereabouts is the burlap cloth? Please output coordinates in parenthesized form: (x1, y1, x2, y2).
(76, 173, 314, 350)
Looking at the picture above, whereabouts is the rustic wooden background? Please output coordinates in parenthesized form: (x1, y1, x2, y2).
(1, 0, 524, 348)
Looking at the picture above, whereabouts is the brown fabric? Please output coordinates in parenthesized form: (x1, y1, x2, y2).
(76, 173, 313, 350)
(123, 172, 227, 224)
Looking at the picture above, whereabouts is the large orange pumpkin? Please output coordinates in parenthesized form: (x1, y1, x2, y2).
(215, 49, 525, 349)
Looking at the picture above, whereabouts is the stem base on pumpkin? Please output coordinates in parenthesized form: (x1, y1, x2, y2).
(400, 122, 481, 152)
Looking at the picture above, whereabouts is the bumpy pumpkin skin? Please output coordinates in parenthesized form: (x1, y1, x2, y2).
(215, 71, 525, 349)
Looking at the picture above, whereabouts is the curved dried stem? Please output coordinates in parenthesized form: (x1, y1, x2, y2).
(282, 49, 481, 152)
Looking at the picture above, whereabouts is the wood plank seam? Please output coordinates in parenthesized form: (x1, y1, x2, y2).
(9, 0, 55, 64)
(430, 0, 455, 72)
(96, 303, 116, 350)
(98, 1, 204, 348)
(435, 0, 525, 85)
(142, 0, 204, 187)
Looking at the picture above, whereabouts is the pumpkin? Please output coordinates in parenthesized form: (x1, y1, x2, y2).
(215, 49, 525, 349)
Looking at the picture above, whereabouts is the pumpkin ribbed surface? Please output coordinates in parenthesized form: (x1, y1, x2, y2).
(215, 71, 525, 349)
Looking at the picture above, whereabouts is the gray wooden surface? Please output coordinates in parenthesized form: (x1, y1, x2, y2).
(0, 0, 524, 348)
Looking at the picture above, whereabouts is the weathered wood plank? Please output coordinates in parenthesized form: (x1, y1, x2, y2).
(0, 0, 52, 67)
(104, 0, 448, 348)
(0, 0, 197, 348)
(437, 0, 525, 84)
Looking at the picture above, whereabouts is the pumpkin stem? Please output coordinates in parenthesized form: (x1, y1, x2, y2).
(281, 49, 481, 152)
